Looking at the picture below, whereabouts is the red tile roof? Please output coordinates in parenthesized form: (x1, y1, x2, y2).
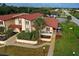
(0, 13, 43, 21)
(17, 13, 43, 21)
(0, 14, 20, 21)
(44, 17, 59, 29)
(0, 20, 3, 23)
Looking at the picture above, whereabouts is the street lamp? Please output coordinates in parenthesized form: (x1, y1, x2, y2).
(69, 27, 74, 33)
(69, 27, 73, 30)
(43, 46, 46, 56)
(73, 52, 75, 56)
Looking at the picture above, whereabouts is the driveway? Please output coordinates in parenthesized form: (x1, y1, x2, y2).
(47, 31, 56, 56)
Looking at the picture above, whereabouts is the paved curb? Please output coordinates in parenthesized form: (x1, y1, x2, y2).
(47, 31, 56, 56)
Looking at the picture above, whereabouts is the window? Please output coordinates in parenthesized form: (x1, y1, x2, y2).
(26, 21, 29, 25)
(46, 27, 50, 32)
(26, 28, 29, 32)
(19, 20, 21, 24)
(0, 22, 3, 25)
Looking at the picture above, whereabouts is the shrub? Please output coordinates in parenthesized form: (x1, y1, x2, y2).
(5, 29, 14, 39)
(66, 16, 72, 22)
(31, 31, 39, 41)
(17, 31, 39, 41)
(0, 27, 5, 33)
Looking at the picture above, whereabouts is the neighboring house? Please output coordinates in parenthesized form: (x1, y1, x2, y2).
(40, 17, 58, 41)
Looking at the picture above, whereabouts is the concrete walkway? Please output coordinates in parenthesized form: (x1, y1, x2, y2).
(5, 34, 18, 45)
(0, 45, 5, 47)
(0, 34, 18, 47)
(12, 42, 50, 48)
(47, 31, 56, 56)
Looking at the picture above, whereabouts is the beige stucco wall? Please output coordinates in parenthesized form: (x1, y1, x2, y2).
(4, 19, 15, 30)
(15, 18, 22, 25)
(0, 20, 5, 27)
(40, 38, 51, 41)
(15, 18, 19, 25)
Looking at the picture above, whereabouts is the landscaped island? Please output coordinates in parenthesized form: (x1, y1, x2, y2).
(17, 31, 39, 44)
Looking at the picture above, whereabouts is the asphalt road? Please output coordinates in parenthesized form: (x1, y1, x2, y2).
(63, 10, 79, 26)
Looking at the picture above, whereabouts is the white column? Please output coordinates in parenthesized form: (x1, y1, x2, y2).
(15, 18, 19, 25)
(22, 18, 26, 31)
(29, 21, 32, 32)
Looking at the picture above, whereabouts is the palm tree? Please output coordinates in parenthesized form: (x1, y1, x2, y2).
(34, 17, 45, 39)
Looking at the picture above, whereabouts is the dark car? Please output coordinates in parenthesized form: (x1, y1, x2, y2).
(0, 35, 6, 41)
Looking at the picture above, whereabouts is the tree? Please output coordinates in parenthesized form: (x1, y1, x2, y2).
(0, 27, 5, 34)
(67, 16, 72, 22)
(5, 29, 14, 39)
(1, 3, 7, 7)
(34, 17, 45, 39)
(31, 31, 39, 41)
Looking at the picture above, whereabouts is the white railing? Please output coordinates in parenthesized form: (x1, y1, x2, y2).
(41, 31, 52, 34)
(0, 25, 5, 27)
(41, 31, 53, 36)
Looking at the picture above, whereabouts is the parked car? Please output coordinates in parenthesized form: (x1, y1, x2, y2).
(0, 35, 6, 41)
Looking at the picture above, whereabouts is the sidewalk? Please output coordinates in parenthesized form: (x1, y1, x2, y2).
(47, 31, 56, 56)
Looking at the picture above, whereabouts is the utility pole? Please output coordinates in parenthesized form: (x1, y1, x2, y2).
(28, 7, 30, 13)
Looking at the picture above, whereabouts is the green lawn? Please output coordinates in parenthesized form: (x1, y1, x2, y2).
(0, 45, 49, 56)
(70, 12, 79, 19)
(54, 22, 79, 56)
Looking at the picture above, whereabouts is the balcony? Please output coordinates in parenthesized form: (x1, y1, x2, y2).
(0, 24, 5, 27)
(0, 21, 5, 27)
(41, 31, 53, 36)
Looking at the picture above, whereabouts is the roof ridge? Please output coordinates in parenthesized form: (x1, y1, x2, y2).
(12, 13, 28, 18)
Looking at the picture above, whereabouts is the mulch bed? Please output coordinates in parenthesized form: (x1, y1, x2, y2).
(56, 32, 62, 39)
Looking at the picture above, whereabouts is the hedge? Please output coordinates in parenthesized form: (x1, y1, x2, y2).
(17, 31, 39, 41)
(0, 27, 5, 33)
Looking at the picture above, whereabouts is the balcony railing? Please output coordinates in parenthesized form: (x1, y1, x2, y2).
(0, 24, 5, 27)
(41, 31, 52, 34)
